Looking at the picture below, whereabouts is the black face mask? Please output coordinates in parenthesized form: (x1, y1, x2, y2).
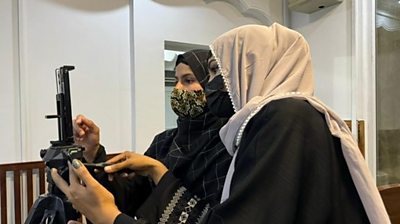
(205, 75, 235, 118)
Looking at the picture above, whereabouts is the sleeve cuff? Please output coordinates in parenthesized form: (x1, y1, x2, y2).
(114, 213, 150, 224)
(93, 144, 107, 162)
(114, 213, 136, 224)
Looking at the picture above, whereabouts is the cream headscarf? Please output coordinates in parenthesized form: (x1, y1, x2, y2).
(210, 23, 389, 224)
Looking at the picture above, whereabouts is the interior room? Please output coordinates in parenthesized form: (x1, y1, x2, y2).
(1, 0, 399, 223)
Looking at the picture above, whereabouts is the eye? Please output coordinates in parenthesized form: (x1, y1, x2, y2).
(183, 77, 196, 84)
(206, 74, 225, 91)
(208, 59, 219, 73)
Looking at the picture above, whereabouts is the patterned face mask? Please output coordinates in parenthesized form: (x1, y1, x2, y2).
(170, 88, 207, 118)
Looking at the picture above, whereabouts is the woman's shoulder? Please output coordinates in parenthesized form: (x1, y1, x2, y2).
(253, 98, 325, 127)
(268, 98, 316, 113)
(146, 128, 177, 154)
(153, 128, 177, 139)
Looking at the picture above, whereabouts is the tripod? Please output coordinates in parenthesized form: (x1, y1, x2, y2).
(25, 66, 83, 224)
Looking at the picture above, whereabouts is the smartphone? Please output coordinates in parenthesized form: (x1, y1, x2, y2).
(83, 162, 109, 170)
(83, 162, 131, 174)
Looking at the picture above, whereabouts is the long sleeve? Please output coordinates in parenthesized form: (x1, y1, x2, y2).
(202, 99, 369, 224)
(132, 99, 368, 224)
(106, 99, 370, 224)
(135, 171, 210, 224)
(80, 145, 107, 164)
(113, 213, 150, 224)
(89, 145, 153, 220)
(92, 145, 107, 163)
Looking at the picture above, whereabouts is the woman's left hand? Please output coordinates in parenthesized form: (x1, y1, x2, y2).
(104, 151, 168, 185)
(51, 159, 121, 224)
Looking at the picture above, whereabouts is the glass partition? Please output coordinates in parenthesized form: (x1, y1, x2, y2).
(376, 0, 400, 185)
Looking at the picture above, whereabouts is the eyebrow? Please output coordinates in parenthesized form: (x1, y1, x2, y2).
(175, 73, 196, 79)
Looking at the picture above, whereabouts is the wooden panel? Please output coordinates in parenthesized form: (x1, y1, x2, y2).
(0, 169, 7, 224)
(14, 170, 21, 224)
(344, 120, 365, 157)
(39, 167, 45, 194)
(358, 120, 365, 157)
(379, 184, 400, 224)
(27, 169, 33, 209)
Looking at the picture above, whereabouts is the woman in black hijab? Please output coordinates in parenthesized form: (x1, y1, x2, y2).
(59, 49, 232, 223)
(145, 50, 231, 205)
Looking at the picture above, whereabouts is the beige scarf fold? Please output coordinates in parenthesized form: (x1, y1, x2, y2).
(210, 23, 389, 224)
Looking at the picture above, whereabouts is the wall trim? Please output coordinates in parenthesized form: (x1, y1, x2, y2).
(203, 0, 275, 25)
(352, 0, 376, 179)
(129, 0, 136, 150)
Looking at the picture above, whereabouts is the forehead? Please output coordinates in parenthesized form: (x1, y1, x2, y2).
(175, 63, 195, 78)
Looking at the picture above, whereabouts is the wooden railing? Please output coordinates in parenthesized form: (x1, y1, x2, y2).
(0, 153, 119, 224)
(0, 161, 46, 224)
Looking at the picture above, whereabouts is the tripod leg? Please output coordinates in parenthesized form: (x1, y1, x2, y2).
(25, 194, 66, 224)
(39, 209, 56, 224)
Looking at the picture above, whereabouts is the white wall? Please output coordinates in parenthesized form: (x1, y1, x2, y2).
(0, 0, 354, 160)
(0, 0, 274, 161)
(290, 1, 379, 174)
(0, 0, 132, 162)
(0, 0, 22, 163)
(290, 0, 352, 118)
(132, 0, 261, 153)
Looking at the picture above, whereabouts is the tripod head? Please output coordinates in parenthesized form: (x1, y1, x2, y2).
(25, 65, 84, 224)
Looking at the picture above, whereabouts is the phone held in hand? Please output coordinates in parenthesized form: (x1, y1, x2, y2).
(83, 162, 132, 174)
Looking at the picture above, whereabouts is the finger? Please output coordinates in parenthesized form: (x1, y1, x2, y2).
(127, 172, 136, 179)
(75, 114, 85, 124)
(83, 126, 90, 132)
(76, 137, 84, 142)
(106, 152, 128, 165)
(104, 160, 131, 173)
(51, 168, 70, 196)
(73, 115, 84, 132)
(71, 159, 98, 187)
(74, 115, 92, 138)
(108, 174, 114, 182)
(68, 162, 81, 186)
(80, 116, 96, 130)
(120, 172, 128, 178)
(72, 116, 79, 128)
(67, 221, 82, 224)
(73, 125, 85, 138)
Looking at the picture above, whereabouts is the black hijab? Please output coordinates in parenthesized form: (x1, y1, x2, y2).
(175, 49, 211, 87)
(145, 49, 231, 206)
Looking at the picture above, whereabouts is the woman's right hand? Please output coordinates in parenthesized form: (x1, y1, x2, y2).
(104, 152, 168, 185)
(73, 114, 100, 163)
(51, 160, 120, 224)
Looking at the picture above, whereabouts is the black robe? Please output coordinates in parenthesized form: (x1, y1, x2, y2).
(92, 111, 231, 222)
(121, 98, 369, 224)
(144, 112, 231, 205)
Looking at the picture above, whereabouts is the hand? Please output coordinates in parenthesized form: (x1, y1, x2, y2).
(51, 160, 120, 224)
(73, 115, 100, 162)
(105, 152, 168, 185)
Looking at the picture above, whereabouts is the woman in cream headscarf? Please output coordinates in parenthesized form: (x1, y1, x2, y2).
(202, 23, 389, 223)
(51, 24, 390, 224)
